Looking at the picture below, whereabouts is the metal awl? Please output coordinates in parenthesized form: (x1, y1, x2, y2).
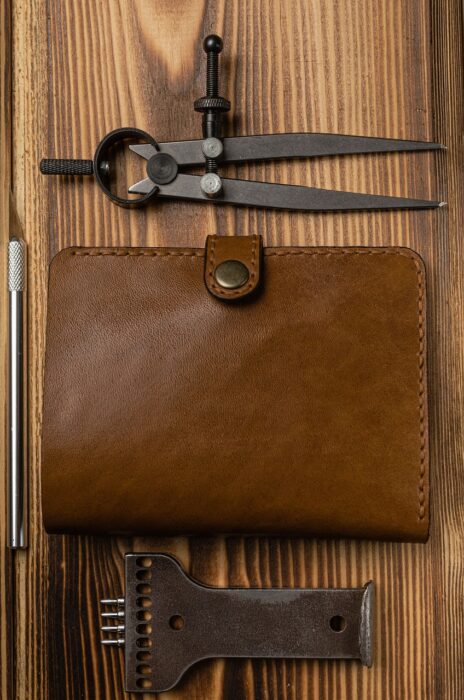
(7, 235, 27, 549)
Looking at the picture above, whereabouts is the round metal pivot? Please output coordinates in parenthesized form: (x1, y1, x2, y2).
(200, 173, 223, 198)
(147, 153, 178, 185)
(214, 260, 250, 289)
(201, 137, 224, 159)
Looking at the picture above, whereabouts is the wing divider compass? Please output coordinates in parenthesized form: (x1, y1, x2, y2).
(41, 34, 444, 212)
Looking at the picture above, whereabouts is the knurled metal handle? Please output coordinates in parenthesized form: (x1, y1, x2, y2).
(40, 158, 94, 176)
(8, 238, 26, 292)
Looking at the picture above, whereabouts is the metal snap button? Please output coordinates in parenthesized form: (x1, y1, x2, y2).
(214, 260, 250, 289)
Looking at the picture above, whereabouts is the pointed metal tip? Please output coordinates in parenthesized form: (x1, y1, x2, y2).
(364, 195, 444, 210)
(128, 143, 158, 160)
(439, 201, 447, 207)
(408, 141, 444, 151)
(394, 198, 443, 210)
(128, 177, 156, 195)
(408, 140, 444, 151)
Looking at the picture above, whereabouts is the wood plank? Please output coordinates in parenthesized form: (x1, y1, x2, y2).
(6, 0, 464, 697)
(0, 1, 14, 699)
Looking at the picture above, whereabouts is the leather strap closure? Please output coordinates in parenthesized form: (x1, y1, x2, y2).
(204, 234, 262, 301)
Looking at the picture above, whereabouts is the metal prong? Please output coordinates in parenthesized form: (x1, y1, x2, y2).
(129, 143, 158, 160)
(128, 177, 154, 195)
(100, 598, 125, 606)
(154, 173, 443, 211)
(154, 133, 445, 168)
(101, 624, 125, 633)
(101, 638, 125, 647)
(101, 611, 125, 619)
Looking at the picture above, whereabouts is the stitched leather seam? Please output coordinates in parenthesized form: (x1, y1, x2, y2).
(206, 235, 258, 298)
(414, 259, 426, 522)
(72, 248, 415, 259)
(70, 246, 426, 521)
(72, 251, 204, 257)
(265, 249, 417, 258)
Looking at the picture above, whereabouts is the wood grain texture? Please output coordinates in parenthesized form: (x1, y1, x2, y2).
(0, 2, 14, 700)
(3, 0, 463, 698)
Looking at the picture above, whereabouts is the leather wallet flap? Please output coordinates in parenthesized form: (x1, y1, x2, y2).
(204, 234, 262, 300)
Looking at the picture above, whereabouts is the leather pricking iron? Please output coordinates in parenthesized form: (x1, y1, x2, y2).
(40, 35, 444, 211)
(100, 553, 374, 694)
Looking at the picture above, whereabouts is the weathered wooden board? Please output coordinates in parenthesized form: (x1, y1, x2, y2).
(1, 0, 463, 698)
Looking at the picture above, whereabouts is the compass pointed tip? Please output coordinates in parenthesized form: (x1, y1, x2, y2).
(128, 143, 158, 160)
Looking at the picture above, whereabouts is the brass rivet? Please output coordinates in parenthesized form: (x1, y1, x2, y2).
(214, 260, 249, 289)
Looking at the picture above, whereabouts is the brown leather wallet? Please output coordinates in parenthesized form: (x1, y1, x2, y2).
(41, 238, 429, 541)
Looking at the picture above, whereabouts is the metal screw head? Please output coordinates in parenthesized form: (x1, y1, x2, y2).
(147, 153, 178, 185)
(214, 260, 250, 289)
(202, 137, 224, 159)
(98, 161, 110, 178)
(200, 173, 223, 198)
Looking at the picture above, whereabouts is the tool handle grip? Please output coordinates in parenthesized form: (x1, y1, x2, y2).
(40, 158, 94, 176)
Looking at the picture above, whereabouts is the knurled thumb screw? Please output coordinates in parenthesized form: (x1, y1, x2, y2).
(40, 158, 110, 177)
(194, 34, 230, 174)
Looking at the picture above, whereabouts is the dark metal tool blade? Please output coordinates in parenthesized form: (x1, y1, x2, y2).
(107, 554, 374, 694)
(130, 133, 444, 167)
(129, 173, 442, 211)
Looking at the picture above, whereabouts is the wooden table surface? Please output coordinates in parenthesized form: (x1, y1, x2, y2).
(1, 1, 463, 698)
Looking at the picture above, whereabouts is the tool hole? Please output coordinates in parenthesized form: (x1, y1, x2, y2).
(137, 651, 151, 662)
(169, 615, 185, 631)
(136, 623, 152, 635)
(136, 584, 152, 595)
(329, 615, 346, 632)
(136, 557, 153, 568)
(136, 570, 151, 581)
(137, 610, 152, 621)
(136, 637, 152, 648)
(137, 663, 152, 675)
(137, 596, 152, 608)
(136, 678, 153, 689)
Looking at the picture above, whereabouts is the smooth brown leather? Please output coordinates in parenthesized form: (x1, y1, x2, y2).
(204, 234, 262, 300)
(41, 244, 429, 541)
